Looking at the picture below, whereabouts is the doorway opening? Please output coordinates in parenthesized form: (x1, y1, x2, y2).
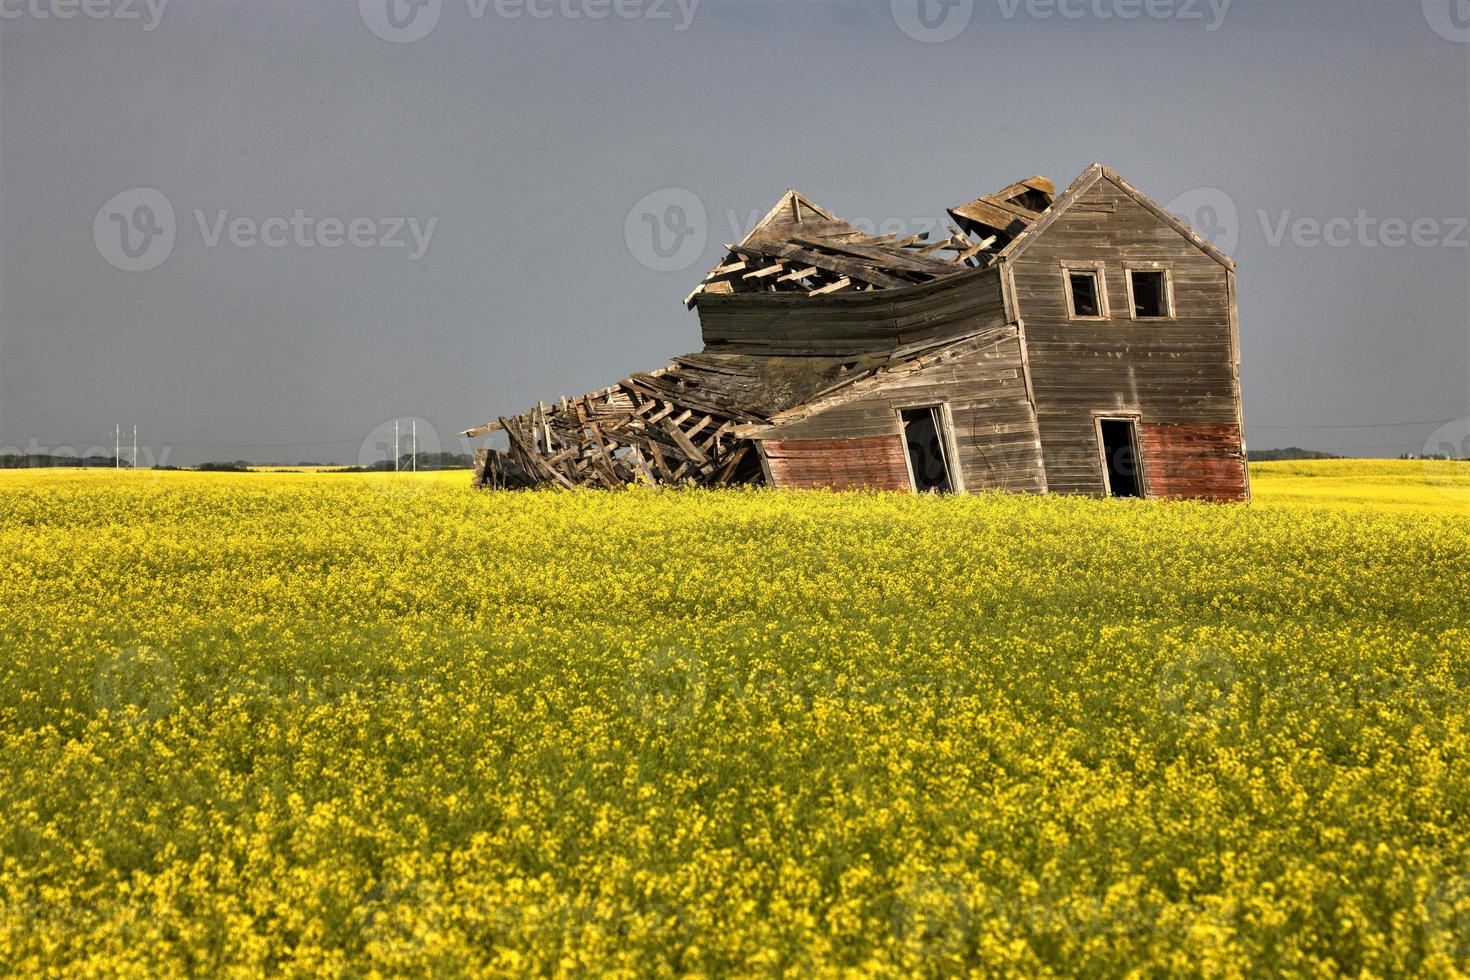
(1098, 418, 1143, 498)
(901, 407, 955, 493)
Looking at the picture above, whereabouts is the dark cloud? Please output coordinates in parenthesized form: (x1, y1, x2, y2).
(1, 0, 1466, 463)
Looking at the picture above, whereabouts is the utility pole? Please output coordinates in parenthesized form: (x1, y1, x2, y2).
(132, 425, 137, 469)
(115, 424, 120, 469)
(393, 420, 400, 472)
(412, 420, 417, 473)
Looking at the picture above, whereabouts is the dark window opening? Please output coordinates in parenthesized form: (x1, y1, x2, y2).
(901, 407, 954, 493)
(1099, 419, 1142, 498)
(1068, 271, 1101, 317)
(1130, 270, 1168, 318)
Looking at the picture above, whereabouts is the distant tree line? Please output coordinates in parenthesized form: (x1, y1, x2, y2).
(1, 454, 121, 468)
(329, 452, 475, 473)
(1247, 448, 1340, 462)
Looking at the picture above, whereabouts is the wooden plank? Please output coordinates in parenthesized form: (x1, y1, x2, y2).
(789, 237, 963, 277)
(659, 419, 708, 464)
(731, 240, 909, 290)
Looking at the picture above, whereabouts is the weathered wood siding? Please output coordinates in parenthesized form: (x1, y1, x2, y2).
(757, 331, 1046, 494)
(696, 265, 1008, 355)
(1008, 177, 1245, 499)
(762, 435, 910, 490)
(1138, 422, 1248, 502)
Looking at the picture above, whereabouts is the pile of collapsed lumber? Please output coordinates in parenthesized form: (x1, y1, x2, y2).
(466, 373, 760, 490)
(464, 351, 884, 489)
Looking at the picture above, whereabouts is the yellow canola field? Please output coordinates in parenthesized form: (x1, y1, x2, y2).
(0, 461, 1467, 977)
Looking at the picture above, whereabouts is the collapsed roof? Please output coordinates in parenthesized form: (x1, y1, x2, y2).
(465, 175, 1057, 489)
(683, 176, 1054, 305)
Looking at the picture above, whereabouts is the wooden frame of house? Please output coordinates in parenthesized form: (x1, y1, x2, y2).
(464, 163, 1249, 503)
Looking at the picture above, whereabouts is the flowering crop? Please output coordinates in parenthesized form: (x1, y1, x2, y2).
(0, 462, 1467, 976)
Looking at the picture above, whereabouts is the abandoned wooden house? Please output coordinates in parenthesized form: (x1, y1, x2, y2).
(464, 163, 1249, 502)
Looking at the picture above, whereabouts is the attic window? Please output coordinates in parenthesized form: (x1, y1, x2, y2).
(1069, 272, 1100, 317)
(1128, 269, 1172, 319)
(1062, 264, 1108, 319)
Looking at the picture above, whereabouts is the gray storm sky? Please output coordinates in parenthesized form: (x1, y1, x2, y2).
(1, 0, 1467, 465)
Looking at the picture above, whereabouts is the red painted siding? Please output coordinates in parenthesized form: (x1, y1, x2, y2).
(1138, 422, 1249, 502)
(762, 435, 911, 491)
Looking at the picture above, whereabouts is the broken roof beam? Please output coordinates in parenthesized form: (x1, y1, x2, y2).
(730, 240, 909, 290)
(948, 197, 1033, 239)
(788, 237, 966, 278)
(947, 175, 1056, 244)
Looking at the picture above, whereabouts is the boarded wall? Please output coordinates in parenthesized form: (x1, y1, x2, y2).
(1138, 422, 1248, 502)
(762, 435, 910, 490)
(696, 265, 1008, 355)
